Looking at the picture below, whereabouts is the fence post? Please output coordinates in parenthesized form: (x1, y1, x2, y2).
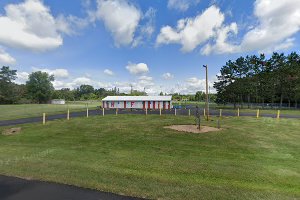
(256, 109, 260, 118)
(189, 109, 191, 116)
(160, 108, 162, 116)
(277, 110, 280, 119)
(175, 108, 177, 116)
(219, 109, 222, 117)
(67, 109, 70, 120)
(43, 113, 46, 125)
(102, 108, 105, 116)
(237, 108, 240, 117)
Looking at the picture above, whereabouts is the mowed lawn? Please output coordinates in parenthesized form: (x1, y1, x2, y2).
(0, 115, 299, 199)
(0, 101, 101, 121)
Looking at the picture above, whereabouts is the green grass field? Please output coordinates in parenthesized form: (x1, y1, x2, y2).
(0, 101, 101, 121)
(0, 115, 299, 199)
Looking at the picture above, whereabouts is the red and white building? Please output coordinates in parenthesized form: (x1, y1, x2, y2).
(102, 96, 172, 110)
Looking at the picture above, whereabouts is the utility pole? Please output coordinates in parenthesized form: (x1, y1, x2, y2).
(203, 65, 209, 121)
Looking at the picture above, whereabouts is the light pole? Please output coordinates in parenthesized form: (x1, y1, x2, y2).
(203, 65, 209, 121)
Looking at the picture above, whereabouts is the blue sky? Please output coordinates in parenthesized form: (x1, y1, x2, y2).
(0, 0, 300, 94)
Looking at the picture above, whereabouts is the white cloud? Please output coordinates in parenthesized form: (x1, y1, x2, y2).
(238, 0, 300, 52)
(201, 22, 238, 55)
(162, 72, 174, 80)
(0, 0, 63, 51)
(156, 6, 227, 52)
(0, 0, 87, 52)
(104, 69, 114, 76)
(92, 0, 141, 46)
(167, 0, 200, 12)
(32, 67, 69, 79)
(138, 75, 153, 81)
(126, 63, 149, 75)
(0, 48, 16, 65)
(15, 71, 29, 84)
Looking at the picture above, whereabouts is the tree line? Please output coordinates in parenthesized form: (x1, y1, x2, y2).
(214, 52, 300, 108)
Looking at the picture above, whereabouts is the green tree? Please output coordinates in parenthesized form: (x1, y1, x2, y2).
(26, 71, 54, 103)
(0, 66, 17, 104)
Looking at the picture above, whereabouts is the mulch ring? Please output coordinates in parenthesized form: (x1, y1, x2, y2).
(165, 125, 221, 133)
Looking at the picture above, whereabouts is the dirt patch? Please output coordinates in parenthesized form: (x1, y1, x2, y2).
(165, 125, 221, 133)
(2, 127, 22, 135)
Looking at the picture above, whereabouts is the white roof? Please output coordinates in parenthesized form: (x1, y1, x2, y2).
(102, 96, 172, 101)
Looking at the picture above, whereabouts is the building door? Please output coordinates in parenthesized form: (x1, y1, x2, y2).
(143, 101, 145, 109)
(148, 101, 151, 109)
(124, 101, 126, 109)
(168, 101, 170, 109)
(153, 101, 156, 109)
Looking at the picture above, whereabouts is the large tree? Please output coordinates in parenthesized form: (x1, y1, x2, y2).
(26, 71, 54, 103)
(0, 66, 17, 104)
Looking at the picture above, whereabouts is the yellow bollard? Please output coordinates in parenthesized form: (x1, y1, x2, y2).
(219, 109, 222, 117)
(175, 108, 177, 116)
(102, 108, 105, 116)
(160, 108, 162, 116)
(43, 113, 46, 125)
(67, 109, 70, 120)
(189, 109, 191, 116)
(86, 108, 89, 118)
(256, 109, 260, 118)
(237, 108, 240, 117)
(277, 110, 280, 119)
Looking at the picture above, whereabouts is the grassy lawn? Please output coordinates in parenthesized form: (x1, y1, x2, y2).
(0, 115, 299, 199)
(0, 101, 101, 121)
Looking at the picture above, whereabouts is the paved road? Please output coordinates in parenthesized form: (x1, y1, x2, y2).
(0, 175, 142, 200)
(1, 108, 299, 127)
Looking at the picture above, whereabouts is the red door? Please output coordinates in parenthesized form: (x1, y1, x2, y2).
(163, 101, 166, 110)
(153, 101, 156, 109)
(124, 101, 126, 109)
(148, 101, 151, 109)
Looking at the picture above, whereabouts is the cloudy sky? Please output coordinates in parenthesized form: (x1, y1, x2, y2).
(1, 0, 300, 95)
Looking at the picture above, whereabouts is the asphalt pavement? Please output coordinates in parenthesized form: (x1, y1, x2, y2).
(0, 108, 300, 127)
(0, 175, 142, 200)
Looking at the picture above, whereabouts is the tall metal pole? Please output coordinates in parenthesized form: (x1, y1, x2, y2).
(203, 65, 209, 121)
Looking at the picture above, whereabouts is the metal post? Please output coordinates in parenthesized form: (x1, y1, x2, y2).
(86, 107, 89, 118)
(219, 109, 222, 117)
(102, 108, 105, 116)
(116, 108, 118, 116)
(203, 65, 209, 121)
(277, 110, 280, 119)
(237, 108, 240, 117)
(256, 109, 260, 118)
(175, 108, 177, 116)
(160, 108, 162, 116)
(67, 109, 70, 120)
(43, 113, 46, 125)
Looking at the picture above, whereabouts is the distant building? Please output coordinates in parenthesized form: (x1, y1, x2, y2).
(102, 96, 172, 109)
(51, 99, 66, 105)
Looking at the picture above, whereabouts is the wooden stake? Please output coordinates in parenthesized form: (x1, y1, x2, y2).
(67, 109, 70, 120)
(102, 108, 105, 116)
(277, 110, 280, 119)
(256, 109, 260, 118)
(86, 107, 89, 118)
(43, 113, 46, 125)
(237, 108, 240, 117)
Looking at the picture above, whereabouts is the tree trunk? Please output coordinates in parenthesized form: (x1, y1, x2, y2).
(288, 99, 291, 109)
(247, 94, 250, 109)
(280, 94, 283, 108)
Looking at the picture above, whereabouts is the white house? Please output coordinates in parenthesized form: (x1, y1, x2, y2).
(51, 99, 66, 105)
(102, 96, 172, 110)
